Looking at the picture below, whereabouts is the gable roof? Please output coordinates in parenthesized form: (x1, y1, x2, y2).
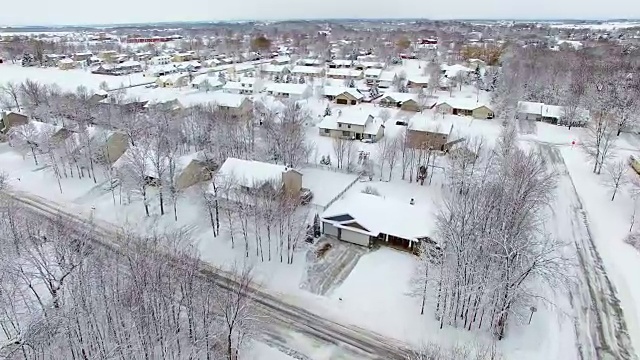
(265, 83, 310, 96)
(209, 92, 249, 108)
(321, 193, 435, 242)
(327, 68, 363, 77)
(322, 86, 364, 100)
(380, 92, 417, 104)
(291, 65, 324, 74)
(216, 158, 296, 188)
(437, 98, 492, 111)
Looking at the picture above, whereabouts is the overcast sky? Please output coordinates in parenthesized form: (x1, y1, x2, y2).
(1, 0, 640, 26)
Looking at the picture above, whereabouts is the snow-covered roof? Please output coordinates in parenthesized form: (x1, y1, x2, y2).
(322, 193, 436, 242)
(322, 86, 364, 99)
(272, 55, 291, 63)
(360, 61, 384, 68)
(291, 65, 324, 74)
(321, 112, 374, 127)
(380, 92, 417, 104)
(517, 101, 545, 115)
(364, 68, 383, 77)
(407, 75, 429, 84)
(58, 58, 74, 64)
(265, 83, 310, 96)
(191, 74, 222, 86)
(409, 117, 454, 134)
(298, 58, 323, 66)
(379, 71, 396, 82)
(331, 59, 354, 66)
(437, 98, 492, 111)
(223, 82, 248, 91)
(209, 92, 249, 108)
(216, 158, 293, 188)
(363, 118, 384, 135)
(260, 64, 288, 73)
(327, 68, 363, 77)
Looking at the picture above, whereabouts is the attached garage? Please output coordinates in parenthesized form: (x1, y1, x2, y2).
(323, 222, 339, 237)
(339, 228, 370, 247)
(336, 98, 348, 105)
(320, 193, 437, 253)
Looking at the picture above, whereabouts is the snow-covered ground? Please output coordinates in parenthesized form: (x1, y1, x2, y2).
(3, 58, 640, 359)
(0, 63, 151, 92)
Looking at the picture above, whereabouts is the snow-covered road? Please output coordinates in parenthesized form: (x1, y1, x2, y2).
(537, 143, 637, 360)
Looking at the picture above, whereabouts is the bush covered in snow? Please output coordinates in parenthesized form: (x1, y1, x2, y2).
(361, 186, 380, 196)
(624, 232, 640, 251)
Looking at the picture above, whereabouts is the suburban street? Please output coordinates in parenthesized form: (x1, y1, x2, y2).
(1, 189, 414, 360)
(536, 143, 636, 360)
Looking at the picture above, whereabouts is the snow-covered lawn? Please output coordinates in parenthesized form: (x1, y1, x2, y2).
(299, 167, 358, 208)
(0, 63, 150, 92)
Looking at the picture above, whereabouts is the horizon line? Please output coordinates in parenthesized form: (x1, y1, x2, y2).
(1, 17, 639, 29)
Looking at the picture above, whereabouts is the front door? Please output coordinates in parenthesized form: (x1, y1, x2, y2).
(355, 133, 362, 140)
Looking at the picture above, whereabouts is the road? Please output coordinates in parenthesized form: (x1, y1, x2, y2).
(536, 143, 637, 360)
(2, 190, 413, 360)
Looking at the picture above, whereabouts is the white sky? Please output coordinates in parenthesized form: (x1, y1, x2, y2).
(1, 0, 639, 26)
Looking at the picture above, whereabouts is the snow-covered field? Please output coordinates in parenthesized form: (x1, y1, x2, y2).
(0, 63, 151, 92)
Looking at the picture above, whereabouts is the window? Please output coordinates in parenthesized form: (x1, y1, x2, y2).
(323, 128, 330, 134)
(342, 131, 350, 137)
(347, 124, 351, 129)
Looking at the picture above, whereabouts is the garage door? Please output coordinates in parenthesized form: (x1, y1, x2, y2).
(336, 99, 348, 105)
(323, 222, 339, 237)
(339, 229, 370, 247)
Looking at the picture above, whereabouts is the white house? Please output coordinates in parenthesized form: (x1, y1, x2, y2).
(150, 55, 172, 65)
(191, 74, 224, 92)
(264, 83, 312, 100)
(378, 71, 397, 88)
(291, 65, 325, 78)
(321, 193, 436, 252)
(364, 68, 383, 83)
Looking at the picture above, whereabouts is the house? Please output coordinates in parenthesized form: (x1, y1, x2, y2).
(173, 52, 196, 62)
(321, 192, 435, 252)
(146, 99, 183, 112)
(191, 74, 224, 92)
(407, 118, 454, 151)
(156, 73, 192, 88)
(1, 111, 29, 135)
(516, 101, 588, 125)
(321, 87, 364, 105)
(291, 65, 325, 78)
(174, 152, 217, 190)
(259, 64, 290, 77)
(441, 64, 474, 79)
(407, 76, 429, 88)
(209, 92, 253, 118)
(98, 50, 118, 62)
(435, 99, 494, 119)
(326, 68, 363, 80)
(58, 58, 76, 70)
(214, 158, 303, 200)
(378, 71, 397, 88)
(467, 58, 486, 69)
(271, 56, 291, 65)
(329, 59, 354, 68)
(222, 77, 261, 95)
(73, 52, 93, 62)
(364, 68, 383, 84)
(298, 58, 323, 66)
(317, 112, 384, 141)
(379, 93, 432, 112)
(264, 83, 312, 100)
(148, 64, 178, 77)
(359, 61, 384, 69)
(232, 63, 255, 75)
(113, 149, 214, 190)
(150, 55, 172, 65)
(65, 127, 129, 164)
(8, 121, 73, 149)
(175, 61, 202, 73)
(88, 91, 109, 105)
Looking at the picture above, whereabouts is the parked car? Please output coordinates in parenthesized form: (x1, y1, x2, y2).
(300, 188, 313, 205)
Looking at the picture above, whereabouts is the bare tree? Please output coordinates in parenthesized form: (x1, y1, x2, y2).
(606, 160, 628, 201)
(0, 82, 22, 111)
(332, 136, 349, 170)
(216, 263, 258, 360)
(582, 113, 617, 174)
